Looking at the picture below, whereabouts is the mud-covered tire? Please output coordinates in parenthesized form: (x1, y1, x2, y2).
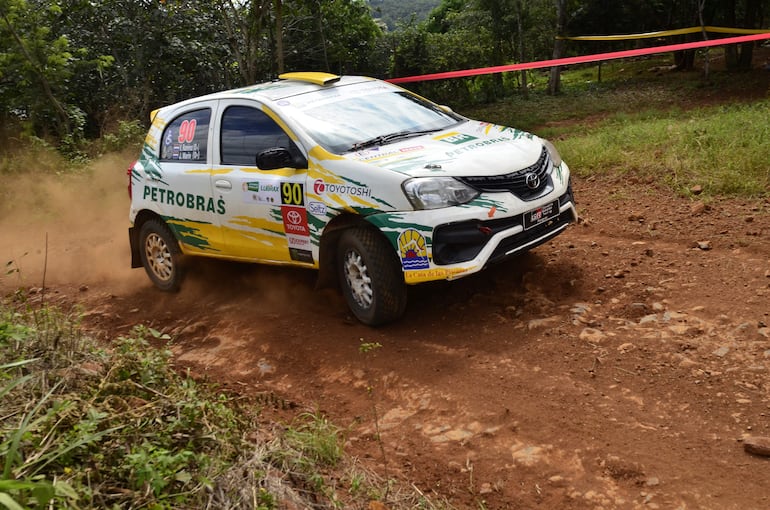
(337, 228, 407, 326)
(138, 219, 184, 292)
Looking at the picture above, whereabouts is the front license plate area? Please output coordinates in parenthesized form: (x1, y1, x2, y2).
(523, 200, 559, 230)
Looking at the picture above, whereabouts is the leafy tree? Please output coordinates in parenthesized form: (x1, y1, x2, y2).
(281, 0, 383, 74)
(0, 0, 84, 139)
(368, 0, 440, 31)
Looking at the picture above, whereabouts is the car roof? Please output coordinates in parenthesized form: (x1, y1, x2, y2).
(152, 73, 381, 120)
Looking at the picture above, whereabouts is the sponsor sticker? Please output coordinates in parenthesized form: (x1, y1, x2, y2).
(289, 248, 314, 263)
(307, 201, 327, 216)
(312, 179, 371, 197)
(523, 200, 559, 230)
(242, 180, 281, 204)
(435, 132, 477, 145)
(281, 205, 310, 236)
(398, 229, 429, 270)
(403, 267, 468, 283)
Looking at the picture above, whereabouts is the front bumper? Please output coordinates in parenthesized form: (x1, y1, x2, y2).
(433, 184, 576, 265)
(369, 180, 577, 285)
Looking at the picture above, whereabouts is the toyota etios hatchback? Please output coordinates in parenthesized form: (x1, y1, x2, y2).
(128, 72, 577, 325)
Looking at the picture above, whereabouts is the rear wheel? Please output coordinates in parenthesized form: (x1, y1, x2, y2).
(139, 219, 183, 291)
(337, 228, 407, 326)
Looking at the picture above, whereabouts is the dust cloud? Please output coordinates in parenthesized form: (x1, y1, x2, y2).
(0, 151, 144, 294)
(0, 152, 339, 316)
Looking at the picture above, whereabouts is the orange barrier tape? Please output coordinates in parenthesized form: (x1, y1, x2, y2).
(387, 32, 770, 84)
(560, 25, 770, 41)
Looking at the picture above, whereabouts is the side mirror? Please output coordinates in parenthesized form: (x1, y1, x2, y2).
(256, 147, 293, 170)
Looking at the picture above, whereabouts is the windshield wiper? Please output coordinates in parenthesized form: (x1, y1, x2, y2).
(348, 128, 442, 152)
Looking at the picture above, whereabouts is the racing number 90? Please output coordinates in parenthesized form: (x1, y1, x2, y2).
(281, 182, 304, 206)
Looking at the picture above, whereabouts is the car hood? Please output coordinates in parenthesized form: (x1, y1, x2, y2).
(344, 120, 545, 177)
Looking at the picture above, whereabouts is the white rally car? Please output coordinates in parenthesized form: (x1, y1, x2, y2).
(128, 72, 577, 325)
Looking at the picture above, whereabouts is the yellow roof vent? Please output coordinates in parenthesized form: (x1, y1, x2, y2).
(278, 72, 341, 86)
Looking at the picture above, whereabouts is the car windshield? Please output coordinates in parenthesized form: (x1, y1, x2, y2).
(281, 83, 463, 154)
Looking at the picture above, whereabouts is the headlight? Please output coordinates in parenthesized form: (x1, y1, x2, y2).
(402, 177, 479, 210)
(542, 139, 562, 167)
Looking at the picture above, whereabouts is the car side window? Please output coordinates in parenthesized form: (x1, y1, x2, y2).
(221, 105, 297, 167)
(160, 108, 210, 162)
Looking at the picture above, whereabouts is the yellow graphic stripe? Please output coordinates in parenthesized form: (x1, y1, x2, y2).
(561, 26, 770, 41)
(263, 105, 301, 143)
(185, 167, 295, 177)
(221, 227, 289, 262)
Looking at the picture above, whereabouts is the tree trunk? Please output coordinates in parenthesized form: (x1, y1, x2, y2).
(516, 0, 528, 98)
(274, 0, 284, 74)
(724, 0, 738, 68)
(737, 0, 761, 70)
(548, 0, 567, 95)
(698, 0, 709, 79)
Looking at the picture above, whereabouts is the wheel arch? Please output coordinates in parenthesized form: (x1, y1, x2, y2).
(316, 213, 393, 289)
(130, 209, 175, 269)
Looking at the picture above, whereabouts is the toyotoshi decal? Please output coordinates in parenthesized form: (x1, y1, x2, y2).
(313, 179, 371, 197)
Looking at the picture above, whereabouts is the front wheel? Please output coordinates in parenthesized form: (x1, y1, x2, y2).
(138, 219, 184, 291)
(337, 228, 407, 326)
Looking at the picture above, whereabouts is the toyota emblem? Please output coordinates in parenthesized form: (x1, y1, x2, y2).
(286, 210, 302, 224)
(525, 172, 540, 190)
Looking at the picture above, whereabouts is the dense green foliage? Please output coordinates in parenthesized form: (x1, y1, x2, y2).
(368, 0, 440, 29)
(0, 0, 767, 150)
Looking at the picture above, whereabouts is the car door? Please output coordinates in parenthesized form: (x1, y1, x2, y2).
(153, 105, 226, 254)
(212, 100, 313, 264)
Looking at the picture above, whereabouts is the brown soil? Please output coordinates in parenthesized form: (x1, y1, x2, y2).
(2, 99, 770, 510)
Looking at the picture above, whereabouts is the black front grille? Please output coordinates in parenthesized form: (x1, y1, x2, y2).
(457, 146, 552, 201)
(432, 183, 576, 266)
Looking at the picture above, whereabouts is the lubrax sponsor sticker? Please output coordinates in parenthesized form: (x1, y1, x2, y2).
(312, 179, 371, 197)
(144, 185, 226, 214)
(434, 132, 477, 145)
(243, 180, 281, 204)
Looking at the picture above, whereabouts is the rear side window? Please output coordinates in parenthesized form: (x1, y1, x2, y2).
(221, 106, 294, 166)
(160, 108, 210, 162)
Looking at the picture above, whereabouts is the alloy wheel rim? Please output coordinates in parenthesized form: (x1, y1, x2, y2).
(343, 250, 373, 309)
(145, 233, 173, 281)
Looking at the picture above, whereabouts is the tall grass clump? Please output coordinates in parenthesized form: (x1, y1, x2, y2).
(0, 294, 248, 509)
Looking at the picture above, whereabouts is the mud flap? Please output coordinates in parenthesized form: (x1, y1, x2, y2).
(129, 227, 141, 268)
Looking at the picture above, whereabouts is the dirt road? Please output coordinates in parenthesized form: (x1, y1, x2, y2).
(2, 162, 769, 509)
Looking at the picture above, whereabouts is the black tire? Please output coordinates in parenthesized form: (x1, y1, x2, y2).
(337, 228, 407, 326)
(138, 219, 184, 292)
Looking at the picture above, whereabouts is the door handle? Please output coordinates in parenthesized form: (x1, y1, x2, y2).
(214, 179, 232, 191)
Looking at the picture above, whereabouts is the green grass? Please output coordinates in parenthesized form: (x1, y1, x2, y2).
(461, 54, 770, 198)
(557, 101, 770, 196)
